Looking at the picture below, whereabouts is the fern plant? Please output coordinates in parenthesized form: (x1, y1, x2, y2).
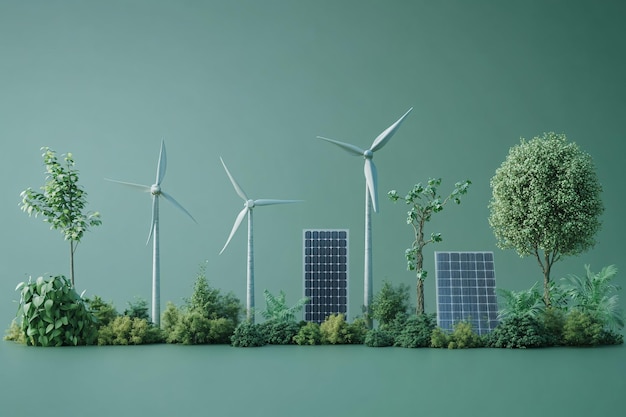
(497, 282, 545, 320)
(261, 289, 309, 322)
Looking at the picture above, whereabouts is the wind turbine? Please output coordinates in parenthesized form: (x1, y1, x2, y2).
(106, 139, 197, 326)
(219, 157, 302, 323)
(316, 107, 413, 326)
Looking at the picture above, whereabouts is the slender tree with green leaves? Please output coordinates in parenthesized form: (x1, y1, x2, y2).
(489, 132, 604, 306)
(20, 147, 102, 287)
(389, 178, 471, 315)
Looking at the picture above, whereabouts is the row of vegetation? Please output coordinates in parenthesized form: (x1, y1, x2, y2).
(5, 262, 622, 348)
(5, 133, 622, 348)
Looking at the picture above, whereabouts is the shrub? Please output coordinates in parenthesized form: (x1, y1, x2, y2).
(4, 319, 26, 344)
(345, 317, 369, 344)
(364, 328, 394, 347)
(97, 316, 163, 345)
(542, 307, 566, 346)
(562, 310, 604, 346)
(231, 321, 266, 347)
(124, 297, 150, 321)
(431, 321, 484, 349)
(320, 313, 350, 344)
(395, 313, 436, 348)
(371, 280, 410, 326)
(162, 268, 243, 344)
(487, 315, 548, 348)
(261, 290, 309, 322)
(260, 320, 301, 345)
(14, 275, 97, 346)
(85, 296, 118, 328)
(293, 322, 322, 345)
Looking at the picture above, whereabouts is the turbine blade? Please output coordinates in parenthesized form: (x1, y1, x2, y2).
(370, 107, 413, 152)
(254, 199, 304, 206)
(105, 178, 151, 192)
(220, 157, 248, 201)
(156, 139, 167, 185)
(316, 136, 365, 156)
(220, 207, 248, 254)
(364, 158, 379, 213)
(161, 191, 197, 223)
(146, 196, 157, 245)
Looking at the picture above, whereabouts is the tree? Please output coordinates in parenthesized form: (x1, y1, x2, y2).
(389, 178, 471, 315)
(20, 147, 102, 286)
(489, 132, 603, 306)
(370, 280, 410, 326)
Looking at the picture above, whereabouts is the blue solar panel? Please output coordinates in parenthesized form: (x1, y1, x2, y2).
(303, 229, 349, 323)
(435, 251, 499, 335)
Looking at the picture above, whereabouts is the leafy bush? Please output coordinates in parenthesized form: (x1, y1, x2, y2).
(364, 328, 394, 347)
(320, 313, 351, 344)
(541, 307, 566, 346)
(14, 275, 97, 346)
(293, 322, 322, 345)
(370, 280, 410, 326)
(431, 321, 484, 349)
(487, 315, 548, 348)
(85, 296, 118, 328)
(562, 310, 605, 346)
(4, 320, 26, 344)
(231, 321, 266, 347)
(97, 316, 163, 345)
(123, 297, 150, 321)
(345, 317, 369, 344)
(260, 320, 302, 345)
(395, 313, 436, 348)
(163, 266, 242, 344)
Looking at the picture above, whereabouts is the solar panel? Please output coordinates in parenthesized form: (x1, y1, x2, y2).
(434, 251, 499, 335)
(303, 229, 349, 323)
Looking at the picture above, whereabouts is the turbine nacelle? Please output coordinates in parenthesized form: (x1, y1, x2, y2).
(245, 199, 255, 209)
(363, 149, 373, 159)
(151, 184, 161, 195)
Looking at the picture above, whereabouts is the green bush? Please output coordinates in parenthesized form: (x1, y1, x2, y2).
(231, 321, 266, 347)
(85, 296, 118, 328)
(320, 313, 350, 344)
(293, 322, 322, 345)
(487, 315, 548, 348)
(562, 310, 604, 346)
(97, 316, 163, 345)
(14, 275, 97, 346)
(123, 297, 150, 321)
(260, 320, 302, 345)
(430, 327, 451, 348)
(4, 319, 26, 344)
(431, 321, 484, 349)
(364, 328, 395, 347)
(162, 267, 242, 344)
(541, 307, 566, 346)
(395, 313, 436, 348)
(371, 280, 410, 326)
(345, 317, 369, 344)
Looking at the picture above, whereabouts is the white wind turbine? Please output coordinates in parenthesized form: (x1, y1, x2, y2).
(219, 157, 302, 323)
(316, 107, 413, 326)
(106, 139, 197, 326)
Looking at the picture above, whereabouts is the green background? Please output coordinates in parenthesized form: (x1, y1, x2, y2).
(1, 2, 624, 416)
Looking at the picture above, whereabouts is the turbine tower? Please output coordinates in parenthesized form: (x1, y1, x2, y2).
(316, 107, 413, 326)
(219, 157, 302, 323)
(106, 139, 196, 326)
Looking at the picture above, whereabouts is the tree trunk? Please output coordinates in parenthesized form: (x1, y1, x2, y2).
(416, 278, 424, 315)
(69, 240, 75, 287)
(543, 256, 552, 308)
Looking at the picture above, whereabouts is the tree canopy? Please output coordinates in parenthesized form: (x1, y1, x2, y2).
(489, 132, 603, 305)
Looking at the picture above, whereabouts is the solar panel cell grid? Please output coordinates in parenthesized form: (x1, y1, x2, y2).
(435, 251, 499, 335)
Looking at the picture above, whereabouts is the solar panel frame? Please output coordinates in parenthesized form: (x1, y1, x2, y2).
(303, 229, 349, 323)
(434, 251, 499, 335)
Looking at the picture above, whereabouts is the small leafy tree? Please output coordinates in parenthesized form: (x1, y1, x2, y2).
(489, 132, 603, 306)
(261, 289, 309, 322)
(20, 148, 102, 286)
(389, 178, 471, 315)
